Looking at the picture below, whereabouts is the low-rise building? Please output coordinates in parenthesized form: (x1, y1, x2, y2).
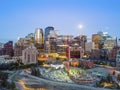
(22, 46, 38, 65)
(70, 60, 94, 68)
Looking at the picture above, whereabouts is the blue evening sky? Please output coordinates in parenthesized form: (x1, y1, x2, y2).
(0, 0, 120, 43)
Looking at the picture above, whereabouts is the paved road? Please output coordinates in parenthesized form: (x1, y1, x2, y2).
(8, 70, 20, 83)
(15, 72, 110, 90)
(11, 69, 112, 90)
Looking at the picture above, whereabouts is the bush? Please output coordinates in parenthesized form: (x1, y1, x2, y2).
(7, 82, 16, 89)
(38, 61, 46, 65)
(0, 72, 16, 89)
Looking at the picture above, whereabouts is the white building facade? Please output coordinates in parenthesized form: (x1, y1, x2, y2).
(22, 46, 38, 65)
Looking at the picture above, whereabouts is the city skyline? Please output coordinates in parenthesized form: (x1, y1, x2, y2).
(0, 0, 120, 43)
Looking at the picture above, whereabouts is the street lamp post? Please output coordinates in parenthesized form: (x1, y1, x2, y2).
(79, 47, 82, 60)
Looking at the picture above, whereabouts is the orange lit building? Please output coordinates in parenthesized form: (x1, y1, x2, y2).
(38, 54, 48, 61)
(70, 61, 79, 67)
(92, 34, 101, 49)
(70, 60, 94, 68)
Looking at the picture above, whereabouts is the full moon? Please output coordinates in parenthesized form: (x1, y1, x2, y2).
(78, 24, 83, 29)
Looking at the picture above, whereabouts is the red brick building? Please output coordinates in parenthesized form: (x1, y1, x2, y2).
(0, 41, 14, 57)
